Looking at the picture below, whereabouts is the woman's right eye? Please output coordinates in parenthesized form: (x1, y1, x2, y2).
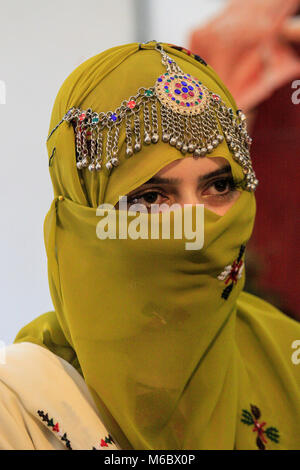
(128, 191, 167, 208)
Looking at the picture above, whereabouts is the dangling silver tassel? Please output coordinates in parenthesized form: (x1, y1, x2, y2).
(75, 120, 84, 170)
(105, 128, 113, 170)
(124, 112, 133, 157)
(110, 123, 121, 167)
(143, 100, 152, 145)
(150, 99, 159, 143)
(133, 109, 142, 153)
(95, 122, 103, 171)
(161, 105, 170, 143)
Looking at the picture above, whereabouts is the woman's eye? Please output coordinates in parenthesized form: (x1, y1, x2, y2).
(128, 191, 167, 207)
(143, 192, 160, 204)
(213, 179, 230, 192)
(204, 177, 236, 196)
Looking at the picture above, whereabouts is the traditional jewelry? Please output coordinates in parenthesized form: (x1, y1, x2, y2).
(47, 41, 258, 191)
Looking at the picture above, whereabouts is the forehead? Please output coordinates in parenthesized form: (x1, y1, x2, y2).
(153, 157, 232, 179)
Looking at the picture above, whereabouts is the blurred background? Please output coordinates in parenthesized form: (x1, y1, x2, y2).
(0, 0, 299, 345)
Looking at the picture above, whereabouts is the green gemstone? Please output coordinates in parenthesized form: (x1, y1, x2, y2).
(195, 101, 198, 104)
(174, 75, 178, 78)
(145, 89, 153, 96)
(167, 79, 171, 82)
(176, 100, 180, 104)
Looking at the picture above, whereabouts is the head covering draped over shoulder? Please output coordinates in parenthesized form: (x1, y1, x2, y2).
(14, 42, 300, 450)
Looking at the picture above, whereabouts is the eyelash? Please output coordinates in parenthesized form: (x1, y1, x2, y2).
(127, 176, 242, 206)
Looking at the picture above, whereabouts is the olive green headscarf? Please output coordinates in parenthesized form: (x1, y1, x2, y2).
(14, 42, 300, 450)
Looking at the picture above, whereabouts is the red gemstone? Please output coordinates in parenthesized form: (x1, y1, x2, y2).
(79, 113, 86, 121)
(101, 439, 108, 447)
(175, 83, 181, 88)
(182, 93, 188, 99)
(189, 91, 194, 97)
(168, 93, 172, 97)
(127, 100, 136, 109)
(180, 102, 184, 106)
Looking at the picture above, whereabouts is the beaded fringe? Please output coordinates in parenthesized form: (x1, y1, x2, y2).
(56, 83, 257, 191)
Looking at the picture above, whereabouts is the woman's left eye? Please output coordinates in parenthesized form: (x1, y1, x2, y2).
(204, 177, 236, 196)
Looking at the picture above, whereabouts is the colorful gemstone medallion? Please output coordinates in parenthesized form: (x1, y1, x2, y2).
(155, 73, 208, 115)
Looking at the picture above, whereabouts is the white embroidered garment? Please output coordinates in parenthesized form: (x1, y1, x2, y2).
(0, 342, 120, 450)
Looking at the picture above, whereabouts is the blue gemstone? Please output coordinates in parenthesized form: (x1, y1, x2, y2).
(181, 81, 187, 86)
(196, 84, 199, 87)
(170, 77, 174, 80)
(164, 86, 169, 89)
(110, 113, 117, 122)
(183, 76, 188, 79)
(182, 87, 188, 93)
(168, 60, 172, 64)
(171, 97, 175, 101)
(174, 89, 181, 95)
(188, 85, 194, 90)
(187, 74, 191, 76)
(186, 103, 190, 107)
(158, 78, 162, 82)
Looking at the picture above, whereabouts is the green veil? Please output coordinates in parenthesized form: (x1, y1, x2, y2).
(14, 42, 300, 450)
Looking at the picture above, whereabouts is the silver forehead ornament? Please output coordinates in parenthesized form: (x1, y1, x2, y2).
(47, 43, 258, 191)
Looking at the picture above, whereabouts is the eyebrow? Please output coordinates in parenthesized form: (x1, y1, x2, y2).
(142, 164, 232, 186)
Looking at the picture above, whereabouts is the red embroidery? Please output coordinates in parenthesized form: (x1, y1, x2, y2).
(241, 405, 280, 450)
(37, 409, 116, 450)
(252, 420, 267, 444)
(224, 259, 244, 285)
(53, 422, 60, 433)
(100, 439, 108, 447)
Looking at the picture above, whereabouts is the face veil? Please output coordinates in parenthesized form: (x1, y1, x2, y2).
(14, 42, 300, 450)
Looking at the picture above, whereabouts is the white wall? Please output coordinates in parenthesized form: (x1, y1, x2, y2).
(0, 0, 136, 345)
(0, 0, 225, 345)
(147, 0, 224, 47)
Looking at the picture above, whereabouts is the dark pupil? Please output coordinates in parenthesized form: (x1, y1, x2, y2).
(143, 192, 158, 203)
(214, 179, 229, 192)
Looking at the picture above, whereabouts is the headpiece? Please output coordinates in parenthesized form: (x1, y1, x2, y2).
(47, 41, 258, 191)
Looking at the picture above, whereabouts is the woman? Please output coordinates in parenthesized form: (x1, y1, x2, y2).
(1, 41, 300, 450)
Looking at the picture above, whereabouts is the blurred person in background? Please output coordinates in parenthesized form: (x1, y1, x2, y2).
(190, 0, 300, 320)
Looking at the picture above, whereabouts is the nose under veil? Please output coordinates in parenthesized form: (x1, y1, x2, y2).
(14, 42, 300, 450)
